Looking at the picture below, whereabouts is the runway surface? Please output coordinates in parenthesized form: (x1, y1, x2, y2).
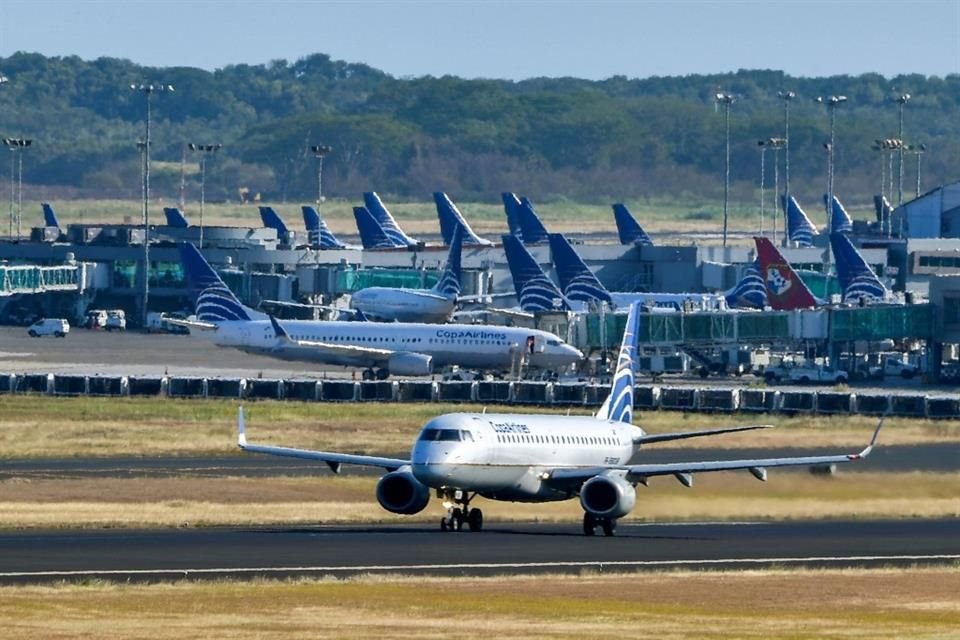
(1, 441, 956, 480)
(0, 519, 957, 583)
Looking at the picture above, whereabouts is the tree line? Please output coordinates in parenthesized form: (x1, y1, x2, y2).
(0, 51, 957, 207)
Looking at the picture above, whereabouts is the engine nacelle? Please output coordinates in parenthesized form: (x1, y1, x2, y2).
(375, 468, 430, 515)
(579, 473, 636, 519)
(387, 352, 433, 377)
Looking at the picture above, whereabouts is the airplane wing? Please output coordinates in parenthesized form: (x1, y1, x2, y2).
(269, 315, 393, 359)
(633, 424, 773, 445)
(237, 407, 408, 473)
(162, 315, 218, 331)
(546, 418, 884, 489)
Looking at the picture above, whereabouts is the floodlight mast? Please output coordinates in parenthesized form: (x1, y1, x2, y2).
(311, 144, 332, 208)
(3, 138, 31, 241)
(893, 93, 911, 205)
(715, 92, 736, 248)
(778, 90, 795, 246)
(189, 143, 222, 248)
(129, 83, 174, 328)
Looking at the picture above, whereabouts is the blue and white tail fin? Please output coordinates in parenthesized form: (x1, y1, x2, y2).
(502, 234, 570, 312)
(362, 192, 419, 247)
(259, 206, 290, 236)
(433, 192, 492, 246)
(41, 202, 61, 228)
(353, 206, 402, 249)
(163, 207, 189, 228)
(824, 194, 853, 234)
(596, 302, 640, 424)
(502, 192, 524, 241)
(724, 258, 767, 309)
(517, 197, 549, 244)
(431, 225, 463, 298)
(612, 203, 653, 246)
(178, 242, 265, 322)
(782, 195, 819, 247)
(301, 206, 346, 249)
(830, 233, 888, 304)
(548, 233, 613, 306)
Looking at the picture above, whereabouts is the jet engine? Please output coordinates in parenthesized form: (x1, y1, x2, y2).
(376, 468, 430, 515)
(387, 352, 433, 377)
(579, 473, 636, 519)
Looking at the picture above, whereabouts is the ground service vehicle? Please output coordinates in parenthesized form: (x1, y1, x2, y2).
(27, 318, 69, 338)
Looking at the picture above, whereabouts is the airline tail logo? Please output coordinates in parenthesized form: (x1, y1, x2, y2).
(597, 302, 640, 424)
(502, 235, 568, 312)
(179, 243, 255, 322)
(724, 259, 766, 309)
(765, 265, 793, 296)
(432, 225, 462, 298)
(754, 236, 818, 310)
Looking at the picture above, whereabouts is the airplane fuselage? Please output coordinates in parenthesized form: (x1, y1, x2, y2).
(350, 287, 455, 323)
(410, 412, 641, 502)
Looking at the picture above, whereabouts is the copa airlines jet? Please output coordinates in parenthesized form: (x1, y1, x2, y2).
(238, 302, 883, 535)
(177, 243, 581, 379)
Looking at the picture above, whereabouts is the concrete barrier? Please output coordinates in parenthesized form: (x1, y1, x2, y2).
(283, 380, 319, 402)
(634, 385, 659, 410)
(926, 397, 960, 419)
(552, 383, 586, 405)
(397, 381, 435, 403)
(889, 394, 926, 417)
(321, 381, 359, 402)
(474, 381, 510, 403)
(168, 377, 207, 398)
(659, 387, 697, 410)
(88, 376, 126, 396)
(697, 388, 737, 412)
(245, 379, 283, 400)
(0, 374, 13, 393)
(512, 382, 548, 405)
(855, 394, 890, 415)
(205, 378, 243, 398)
(18, 373, 52, 394)
(739, 389, 777, 412)
(816, 392, 852, 414)
(52, 375, 88, 396)
(780, 391, 815, 413)
(359, 381, 396, 401)
(584, 384, 609, 406)
(128, 376, 165, 396)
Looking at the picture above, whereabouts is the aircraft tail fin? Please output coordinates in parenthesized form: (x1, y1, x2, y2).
(502, 234, 570, 312)
(353, 206, 401, 249)
(830, 232, 889, 304)
(754, 236, 819, 310)
(782, 195, 819, 247)
(301, 205, 346, 249)
(431, 224, 463, 298)
(824, 194, 853, 234)
(596, 302, 640, 424)
(724, 258, 767, 309)
(517, 197, 549, 244)
(178, 242, 264, 322)
(612, 203, 653, 246)
(163, 207, 189, 228)
(502, 192, 524, 241)
(548, 233, 613, 305)
(41, 202, 61, 228)
(433, 192, 491, 246)
(362, 192, 419, 246)
(258, 206, 289, 236)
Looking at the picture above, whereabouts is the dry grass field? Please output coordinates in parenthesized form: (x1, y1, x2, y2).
(1, 569, 957, 639)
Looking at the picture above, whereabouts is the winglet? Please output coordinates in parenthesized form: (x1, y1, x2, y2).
(238, 406, 247, 448)
(269, 315, 290, 341)
(851, 416, 885, 460)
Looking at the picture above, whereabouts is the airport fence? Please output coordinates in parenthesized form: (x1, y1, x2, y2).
(0, 372, 955, 419)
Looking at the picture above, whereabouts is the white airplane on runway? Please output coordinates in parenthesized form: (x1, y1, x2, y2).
(238, 302, 883, 536)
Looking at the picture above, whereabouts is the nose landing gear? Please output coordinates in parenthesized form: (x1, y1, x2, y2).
(582, 512, 617, 536)
(439, 489, 482, 532)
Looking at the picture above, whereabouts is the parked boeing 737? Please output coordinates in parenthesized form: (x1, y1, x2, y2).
(754, 236, 821, 310)
(829, 232, 891, 304)
(363, 192, 420, 247)
(612, 203, 654, 246)
(433, 192, 492, 246)
(301, 205, 348, 249)
(162, 207, 190, 228)
(176, 243, 581, 379)
(238, 301, 883, 535)
(783, 195, 819, 247)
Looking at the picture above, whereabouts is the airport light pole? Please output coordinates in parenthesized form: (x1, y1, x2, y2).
(715, 92, 736, 247)
(310, 144, 332, 206)
(893, 93, 911, 205)
(188, 143, 222, 249)
(758, 138, 785, 240)
(130, 83, 174, 328)
(910, 143, 926, 198)
(3, 138, 31, 241)
(778, 90, 795, 246)
(757, 140, 767, 237)
(815, 95, 846, 236)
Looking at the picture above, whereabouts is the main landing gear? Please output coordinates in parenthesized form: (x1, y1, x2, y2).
(361, 368, 390, 381)
(438, 489, 483, 532)
(582, 512, 617, 537)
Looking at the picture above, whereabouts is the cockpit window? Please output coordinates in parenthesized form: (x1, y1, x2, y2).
(419, 428, 464, 442)
(547, 339, 561, 346)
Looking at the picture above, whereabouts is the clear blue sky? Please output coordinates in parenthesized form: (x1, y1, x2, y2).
(1, 0, 957, 79)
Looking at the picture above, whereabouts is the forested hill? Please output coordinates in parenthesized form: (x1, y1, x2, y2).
(1, 51, 958, 205)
